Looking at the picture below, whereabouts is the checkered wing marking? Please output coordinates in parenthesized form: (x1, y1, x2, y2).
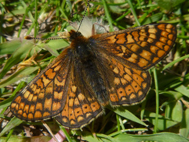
(55, 74, 103, 129)
(108, 58, 151, 106)
(10, 48, 72, 121)
(92, 23, 177, 70)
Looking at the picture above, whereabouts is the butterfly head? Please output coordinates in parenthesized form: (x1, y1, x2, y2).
(69, 30, 93, 62)
(69, 30, 83, 41)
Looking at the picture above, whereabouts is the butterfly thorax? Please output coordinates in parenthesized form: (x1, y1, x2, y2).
(70, 30, 93, 63)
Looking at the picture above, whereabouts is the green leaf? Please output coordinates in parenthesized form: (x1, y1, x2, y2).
(114, 132, 188, 142)
(108, 106, 147, 127)
(0, 117, 22, 137)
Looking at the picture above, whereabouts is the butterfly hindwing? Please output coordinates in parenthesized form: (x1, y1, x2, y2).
(55, 72, 104, 129)
(107, 57, 151, 106)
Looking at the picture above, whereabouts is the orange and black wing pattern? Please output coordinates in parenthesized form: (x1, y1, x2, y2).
(55, 74, 103, 129)
(92, 23, 177, 70)
(10, 48, 72, 121)
(10, 23, 177, 129)
(107, 57, 151, 106)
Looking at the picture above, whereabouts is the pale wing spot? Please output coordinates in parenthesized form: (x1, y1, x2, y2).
(114, 77, 120, 85)
(166, 29, 171, 33)
(142, 72, 147, 78)
(147, 38, 154, 43)
(19, 102, 25, 110)
(36, 103, 42, 111)
(121, 45, 126, 53)
(140, 50, 152, 61)
(28, 94, 33, 101)
(41, 75, 51, 87)
(124, 74, 132, 82)
(149, 34, 156, 39)
(62, 118, 68, 123)
(124, 68, 131, 75)
(106, 35, 116, 43)
(113, 67, 119, 74)
(52, 102, 61, 111)
(53, 64, 62, 72)
(24, 105, 29, 113)
(54, 91, 63, 100)
(69, 98, 74, 107)
(142, 82, 147, 89)
(24, 91, 30, 99)
(139, 29, 146, 36)
(117, 53, 124, 56)
(11, 103, 16, 109)
(44, 98, 52, 110)
(138, 91, 143, 97)
(121, 78, 127, 85)
(140, 41, 148, 47)
(139, 36, 146, 41)
(72, 86, 77, 92)
(128, 56, 137, 63)
(131, 53, 138, 60)
(78, 93, 85, 101)
(126, 34, 135, 43)
(160, 37, 167, 43)
(74, 98, 80, 106)
(77, 116, 84, 122)
(161, 31, 169, 37)
(148, 28, 157, 34)
(130, 93, 136, 99)
(86, 113, 92, 118)
(29, 105, 35, 113)
(70, 120, 76, 125)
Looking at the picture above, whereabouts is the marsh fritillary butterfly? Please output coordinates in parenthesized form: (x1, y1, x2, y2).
(10, 22, 177, 129)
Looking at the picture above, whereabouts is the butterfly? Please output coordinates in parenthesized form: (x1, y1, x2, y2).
(10, 21, 177, 129)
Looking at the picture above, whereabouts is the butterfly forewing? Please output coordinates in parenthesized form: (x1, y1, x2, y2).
(10, 48, 72, 121)
(92, 23, 177, 70)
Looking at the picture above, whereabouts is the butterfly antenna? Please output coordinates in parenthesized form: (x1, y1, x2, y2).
(76, 0, 90, 33)
(24, 35, 68, 40)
